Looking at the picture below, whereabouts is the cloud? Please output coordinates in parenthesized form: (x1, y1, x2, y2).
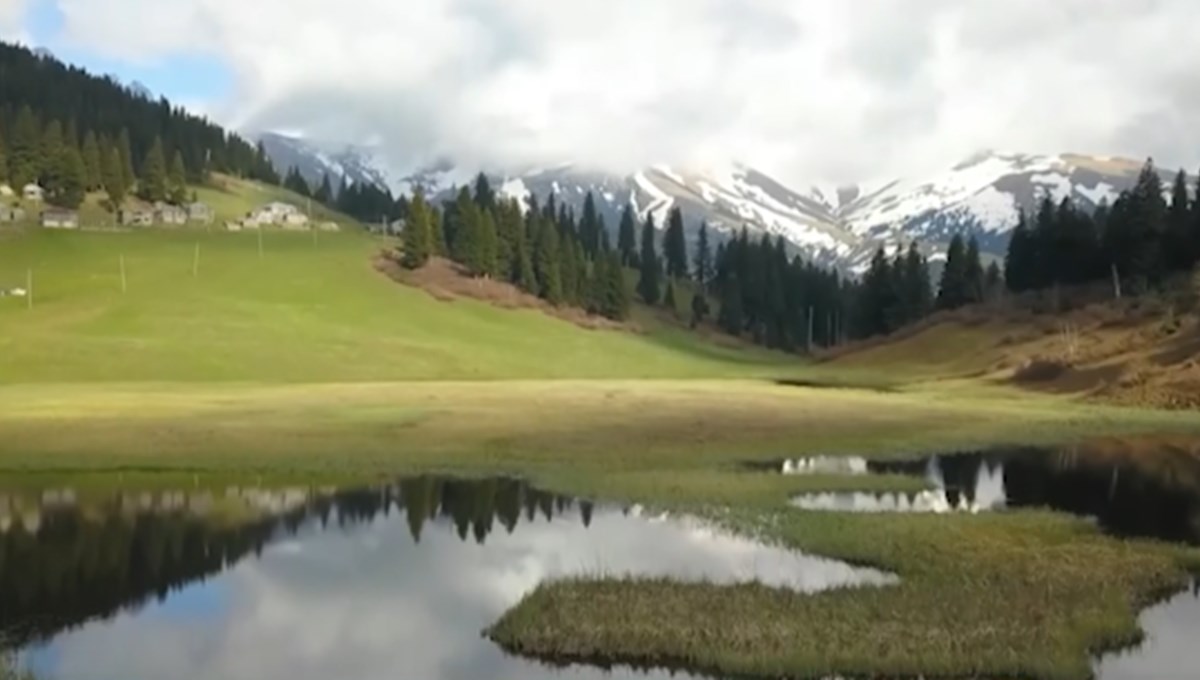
(34, 0, 1200, 184)
(0, 0, 30, 42)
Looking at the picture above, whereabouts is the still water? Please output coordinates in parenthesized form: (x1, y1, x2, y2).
(0, 477, 893, 680)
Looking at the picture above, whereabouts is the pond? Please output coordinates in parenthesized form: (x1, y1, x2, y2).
(781, 444, 1200, 545)
(0, 476, 893, 680)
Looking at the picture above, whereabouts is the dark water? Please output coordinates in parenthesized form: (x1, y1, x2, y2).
(781, 446, 1200, 545)
(0, 477, 893, 680)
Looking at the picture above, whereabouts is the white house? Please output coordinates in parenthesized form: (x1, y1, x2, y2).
(23, 183, 44, 202)
(41, 208, 79, 229)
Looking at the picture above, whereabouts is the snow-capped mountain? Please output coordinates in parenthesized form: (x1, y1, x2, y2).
(257, 132, 398, 194)
(256, 132, 1172, 271)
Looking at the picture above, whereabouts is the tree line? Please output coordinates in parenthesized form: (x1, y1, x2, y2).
(1005, 159, 1200, 296)
(0, 41, 278, 209)
(400, 174, 632, 322)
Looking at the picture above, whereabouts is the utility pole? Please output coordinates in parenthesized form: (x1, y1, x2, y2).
(120, 255, 127, 293)
(193, 242, 200, 278)
(26, 268, 32, 310)
(257, 225, 264, 259)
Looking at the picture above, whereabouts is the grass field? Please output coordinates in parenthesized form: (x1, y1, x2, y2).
(2, 218, 1200, 680)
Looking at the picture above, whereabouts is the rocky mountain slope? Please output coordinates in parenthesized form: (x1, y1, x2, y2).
(258, 132, 1172, 271)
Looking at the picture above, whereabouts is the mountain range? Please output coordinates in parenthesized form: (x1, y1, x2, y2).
(258, 132, 1170, 271)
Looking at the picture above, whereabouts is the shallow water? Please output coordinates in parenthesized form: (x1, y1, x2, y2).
(0, 477, 893, 680)
(784, 446, 1200, 544)
(1094, 578, 1200, 680)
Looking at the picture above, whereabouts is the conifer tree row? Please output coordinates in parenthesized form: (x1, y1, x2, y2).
(1005, 158, 1200, 296)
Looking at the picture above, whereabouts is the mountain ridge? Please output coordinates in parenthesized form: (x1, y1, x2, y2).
(256, 132, 1180, 271)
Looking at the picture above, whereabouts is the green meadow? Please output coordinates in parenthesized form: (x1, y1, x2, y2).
(2, 197, 1199, 679)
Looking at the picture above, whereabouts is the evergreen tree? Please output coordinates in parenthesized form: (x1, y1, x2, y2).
(494, 199, 520, 280)
(313, 174, 333, 205)
(1166, 169, 1192, 271)
(402, 191, 433, 269)
(478, 209, 499, 277)
(1005, 210, 1034, 292)
(452, 189, 480, 267)
(858, 247, 899, 337)
(663, 207, 688, 279)
(102, 144, 127, 208)
(690, 292, 710, 328)
(283, 167, 310, 197)
(717, 275, 744, 335)
(473, 173, 494, 210)
(39, 119, 64, 186)
(1126, 158, 1168, 287)
(81, 131, 102, 190)
(964, 236, 984, 304)
(8, 105, 40, 188)
(0, 123, 6, 184)
(117, 129, 135, 189)
(580, 192, 601, 256)
(515, 228, 537, 293)
(1193, 171, 1200, 266)
(694, 220, 712, 288)
(574, 240, 589, 303)
(664, 281, 677, 314)
(617, 205, 637, 266)
(431, 206, 447, 256)
(168, 151, 188, 204)
(594, 251, 630, 321)
(937, 234, 969, 310)
(901, 242, 932, 322)
(55, 143, 86, 208)
(533, 216, 563, 303)
(138, 137, 168, 203)
(636, 214, 661, 305)
(560, 233, 579, 303)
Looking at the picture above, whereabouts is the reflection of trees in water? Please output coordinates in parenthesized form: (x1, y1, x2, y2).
(0, 478, 582, 650)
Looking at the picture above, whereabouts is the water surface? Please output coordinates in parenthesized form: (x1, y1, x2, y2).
(0, 477, 892, 680)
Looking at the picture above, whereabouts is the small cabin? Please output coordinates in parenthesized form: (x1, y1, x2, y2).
(156, 204, 188, 226)
(0, 184, 14, 198)
(0, 204, 26, 223)
(119, 208, 155, 227)
(41, 208, 79, 229)
(23, 184, 44, 202)
(188, 202, 214, 224)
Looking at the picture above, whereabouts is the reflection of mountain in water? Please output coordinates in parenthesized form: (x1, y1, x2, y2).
(788, 446, 1200, 544)
(0, 478, 581, 648)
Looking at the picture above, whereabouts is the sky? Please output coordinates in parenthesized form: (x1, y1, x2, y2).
(2, 0, 1199, 185)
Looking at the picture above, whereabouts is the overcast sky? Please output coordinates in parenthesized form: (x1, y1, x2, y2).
(4, 0, 1199, 184)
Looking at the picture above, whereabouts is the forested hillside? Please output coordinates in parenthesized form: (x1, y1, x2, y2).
(0, 41, 278, 208)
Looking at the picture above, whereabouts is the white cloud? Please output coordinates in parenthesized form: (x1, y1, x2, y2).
(0, 0, 30, 42)
(36, 0, 1200, 184)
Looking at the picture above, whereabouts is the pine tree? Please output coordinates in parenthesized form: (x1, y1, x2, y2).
(984, 261, 1003, 302)
(690, 291, 710, 328)
(402, 191, 433, 269)
(1193, 171, 1200, 266)
(596, 250, 630, 321)
(0, 124, 7, 184)
(901, 242, 932, 322)
(937, 234, 969, 310)
(55, 143, 87, 208)
(1166, 169, 1192, 271)
(580, 192, 601, 256)
(663, 207, 688, 279)
(664, 281, 677, 314)
(473, 173, 494, 210)
(478, 208, 499, 278)
(81, 131, 102, 190)
(39, 120, 64, 191)
(117, 129, 135, 189)
(964, 236, 984, 304)
(618, 205, 637, 266)
(1126, 158, 1168, 288)
(636, 214, 661, 305)
(859, 247, 899, 336)
(314, 174, 333, 204)
(102, 144, 127, 208)
(533, 216, 563, 303)
(168, 151, 188, 204)
(717, 275, 744, 335)
(9, 105, 40, 188)
(1005, 210, 1033, 292)
(560, 233, 579, 303)
(694, 220, 712, 287)
(139, 136, 168, 202)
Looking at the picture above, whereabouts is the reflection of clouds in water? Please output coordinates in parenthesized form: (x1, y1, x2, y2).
(30, 508, 891, 680)
(792, 455, 1009, 514)
(1095, 585, 1200, 680)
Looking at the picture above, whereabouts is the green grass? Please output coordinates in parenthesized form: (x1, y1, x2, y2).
(0, 229, 795, 382)
(2, 226, 1200, 679)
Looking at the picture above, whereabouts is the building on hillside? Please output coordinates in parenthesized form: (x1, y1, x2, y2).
(119, 207, 155, 227)
(23, 184, 44, 202)
(0, 205, 26, 223)
(246, 201, 307, 228)
(41, 208, 79, 229)
(0, 184, 13, 198)
(188, 202, 214, 224)
(317, 221, 341, 232)
(225, 221, 244, 232)
(155, 203, 188, 226)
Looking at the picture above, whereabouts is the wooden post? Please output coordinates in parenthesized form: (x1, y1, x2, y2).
(1110, 263, 1122, 300)
(806, 306, 814, 351)
(193, 242, 200, 278)
(120, 255, 127, 294)
(26, 268, 32, 310)
(257, 226, 264, 259)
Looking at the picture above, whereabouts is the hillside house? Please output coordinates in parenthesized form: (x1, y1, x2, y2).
(225, 221, 244, 232)
(0, 205, 27, 223)
(119, 207, 155, 227)
(247, 202, 307, 228)
(155, 203, 188, 226)
(0, 184, 13, 198)
(23, 184, 44, 202)
(317, 221, 341, 232)
(41, 208, 79, 229)
(188, 202, 214, 224)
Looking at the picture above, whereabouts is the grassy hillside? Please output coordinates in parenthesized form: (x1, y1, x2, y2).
(0, 228, 795, 382)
